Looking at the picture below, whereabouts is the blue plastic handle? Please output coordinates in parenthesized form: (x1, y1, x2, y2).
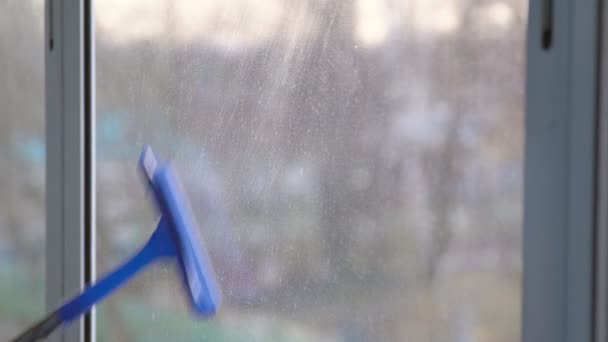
(57, 217, 176, 323)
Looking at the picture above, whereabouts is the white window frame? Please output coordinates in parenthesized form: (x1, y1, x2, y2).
(43, 0, 604, 341)
(45, 0, 95, 341)
(524, 0, 600, 341)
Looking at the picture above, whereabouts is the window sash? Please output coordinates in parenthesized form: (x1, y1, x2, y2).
(44, 0, 604, 341)
(524, 0, 599, 341)
(45, 0, 95, 341)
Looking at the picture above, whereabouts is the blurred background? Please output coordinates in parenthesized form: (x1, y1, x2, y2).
(0, 0, 45, 339)
(0, 0, 526, 341)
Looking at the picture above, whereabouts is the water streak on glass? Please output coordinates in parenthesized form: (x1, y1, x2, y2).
(96, 0, 526, 340)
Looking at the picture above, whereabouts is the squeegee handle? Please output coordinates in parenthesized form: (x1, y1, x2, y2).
(10, 311, 62, 342)
(11, 219, 175, 342)
(59, 218, 176, 322)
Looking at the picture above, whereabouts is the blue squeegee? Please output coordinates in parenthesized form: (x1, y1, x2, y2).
(12, 146, 221, 342)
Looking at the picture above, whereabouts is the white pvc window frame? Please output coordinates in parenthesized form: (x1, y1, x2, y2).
(524, 0, 600, 341)
(45, 0, 95, 341)
(43, 0, 605, 341)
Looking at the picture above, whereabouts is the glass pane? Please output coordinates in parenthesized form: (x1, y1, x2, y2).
(96, 1, 526, 340)
(0, 0, 46, 339)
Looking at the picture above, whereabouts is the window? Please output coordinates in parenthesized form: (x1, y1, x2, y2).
(4, 0, 597, 341)
(96, 1, 525, 341)
(0, 0, 45, 339)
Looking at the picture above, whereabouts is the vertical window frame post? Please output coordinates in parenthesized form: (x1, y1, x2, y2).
(46, 0, 95, 341)
(524, 0, 600, 341)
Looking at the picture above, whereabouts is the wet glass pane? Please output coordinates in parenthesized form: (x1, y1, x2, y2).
(0, 0, 46, 338)
(96, 1, 526, 340)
